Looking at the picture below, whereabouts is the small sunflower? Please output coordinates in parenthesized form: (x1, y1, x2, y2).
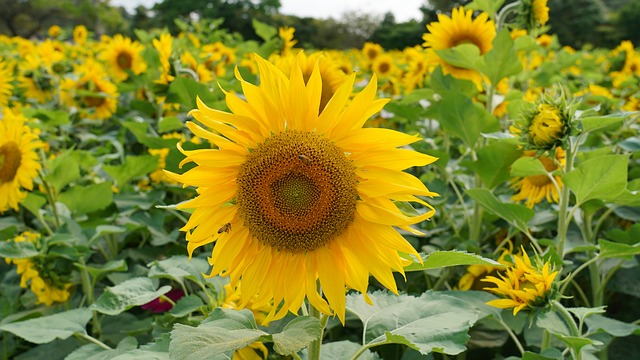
(371, 53, 396, 79)
(153, 33, 175, 85)
(532, 0, 550, 26)
(362, 42, 384, 66)
(73, 25, 88, 45)
(100, 34, 147, 81)
(422, 7, 495, 89)
(279, 26, 298, 55)
(0, 109, 44, 213)
(48, 25, 62, 38)
(18, 55, 56, 104)
(511, 148, 565, 208)
(166, 54, 438, 324)
(0, 59, 14, 107)
(60, 61, 119, 120)
(483, 247, 558, 315)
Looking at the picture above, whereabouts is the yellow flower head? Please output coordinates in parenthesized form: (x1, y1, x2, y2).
(362, 42, 384, 65)
(48, 25, 62, 38)
(532, 0, 550, 26)
(511, 148, 565, 208)
(60, 61, 119, 120)
(73, 25, 88, 45)
(483, 247, 559, 315)
(515, 92, 571, 151)
(100, 34, 148, 81)
(166, 53, 438, 324)
(0, 109, 44, 213)
(422, 7, 495, 89)
(529, 104, 565, 148)
(0, 59, 14, 107)
(279, 26, 298, 55)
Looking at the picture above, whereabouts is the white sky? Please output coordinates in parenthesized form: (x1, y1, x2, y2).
(110, 0, 425, 22)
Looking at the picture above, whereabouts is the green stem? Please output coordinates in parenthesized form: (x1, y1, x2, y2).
(349, 344, 376, 360)
(77, 333, 112, 350)
(552, 300, 582, 360)
(498, 318, 525, 355)
(78, 258, 102, 337)
(496, 1, 522, 30)
(541, 329, 551, 351)
(469, 151, 484, 244)
(556, 144, 574, 258)
(291, 352, 303, 360)
(38, 171, 61, 229)
(559, 257, 599, 296)
(308, 283, 327, 360)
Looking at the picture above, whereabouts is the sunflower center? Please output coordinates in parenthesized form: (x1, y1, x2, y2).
(378, 62, 390, 74)
(116, 52, 133, 70)
(0, 141, 22, 184)
(236, 130, 358, 253)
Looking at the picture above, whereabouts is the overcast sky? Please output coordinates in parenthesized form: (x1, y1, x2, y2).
(110, 0, 425, 22)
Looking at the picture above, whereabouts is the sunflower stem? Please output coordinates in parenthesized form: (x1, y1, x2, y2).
(556, 143, 574, 258)
(307, 303, 323, 360)
(78, 257, 102, 338)
(551, 300, 582, 360)
(498, 317, 525, 355)
(496, 1, 522, 30)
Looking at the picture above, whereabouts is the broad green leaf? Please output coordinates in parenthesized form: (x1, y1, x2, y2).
(438, 91, 496, 148)
(598, 239, 640, 259)
(148, 255, 210, 287)
(435, 44, 483, 71)
(89, 225, 127, 244)
(21, 192, 46, 217)
(76, 259, 128, 282)
(93, 277, 171, 316)
(404, 250, 504, 272)
(169, 308, 267, 360)
(347, 291, 478, 355)
(557, 336, 598, 353)
(0, 308, 91, 344)
(0, 240, 39, 259)
(510, 157, 550, 177)
(566, 307, 606, 325)
(158, 116, 184, 133)
(272, 316, 321, 355)
(58, 181, 113, 215)
(536, 311, 570, 337)
(252, 18, 277, 41)
(45, 150, 81, 192)
(580, 113, 626, 133)
(473, 141, 521, 188)
(103, 155, 158, 186)
(319, 340, 381, 360)
(112, 350, 170, 360)
(166, 77, 217, 110)
(480, 29, 522, 86)
(584, 314, 640, 337)
(169, 295, 205, 318)
(466, 188, 535, 233)
(66, 336, 138, 360)
(441, 291, 504, 320)
(122, 121, 179, 149)
(429, 66, 478, 98)
(22, 108, 70, 127)
(465, 0, 505, 16)
(521, 349, 564, 360)
(563, 154, 628, 205)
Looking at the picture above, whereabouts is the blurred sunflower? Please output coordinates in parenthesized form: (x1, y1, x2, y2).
(362, 42, 383, 66)
(0, 59, 13, 107)
(511, 148, 565, 208)
(422, 7, 495, 89)
(483, 247, 558, 315)
(18, 55, 55, 104)
(153, 33, 175, 85)
(100, 34, 147, 81)
(0, 108, 44, 213)
(60, 61, 118, 120)
(532, 0, 550, 26)
(371, 53, 396, 79)
(180, 51, 213, 83)
(279, 26, 298, 56)
(48, 25, 62, 38)
(166, 53, 438, 324)
(73, 25, 88, 45)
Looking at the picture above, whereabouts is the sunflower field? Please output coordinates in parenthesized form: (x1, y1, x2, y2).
(1, 0, 639, 359)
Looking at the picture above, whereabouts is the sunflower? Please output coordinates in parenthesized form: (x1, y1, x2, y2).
(371, 53, 396, 79)
(60, 61, 119, 120)
(153, 33, 175, 85)
(362, 42, 383, 66)
(483, 247, 558, 315)
(511, 147, 565, 208)
(0, 109, 44, 213)
(0, 59, 13, 107)
(279, 26, 298, 55)
(18, 55, 55, 104)
(73, 25, 88, 45)
(100, 34, 147, 81)
(48, 25, 62, 38)
(532, 0, 550, 26)
(180, 51, 213, 83)
(166, 54, 438, 324)
(422, 7, 495, 89)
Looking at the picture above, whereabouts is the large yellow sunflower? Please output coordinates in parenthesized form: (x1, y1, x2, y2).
(100, 34, 147, 81)
(166, 54, 438, 324)
(0, 108, 44, 213)
(422, 7, 495, 88)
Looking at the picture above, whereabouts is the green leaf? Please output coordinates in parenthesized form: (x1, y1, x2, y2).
(21, 192, 46, 217)
(93, 277, 171, 316)
(598, 239, 640, 259)
(480, 29, 522, 86)
(521, 348, 564, 360)
(563, 154, 628, 205)
(22, 108, 70, 127)
(89, 225, 127, 245)
(58, 181, 113, 215)
(66, 337, 139, 360)
(473, 141, 521, 188)
(404, 250, 504, 272)
(347, 291, 478, 355)
(510, 156, 550, 177)
(166, 77, 217, 110)
(437, 91, 496, 148)
(465, 0, 505, 16)
(566, 307, 606, 325)
(429, 66, 478, 98)
(158, 116, 184, 133)
(0, 308, 91, 344)
(466, 188, 535, 233)
(169, 308, 267, 360)
(557, 336, 598, 353)
(272, 316, 321, 355)
(580, 113, 626, 133)
(319, 341, 381, 360)
(0, 239, 39, 259)
(435, 44, 483, 71)
(45, 150, 81, 192)
(252, 18, 277, 41)
(103, 155, 158, 186)
(584, 314, 640, 337)
(536, 311, 570, 337)
(148, 256, 210, 288)
(169, 295, 205, 318)
(442, 290, 504, 320)
(76, 260, 128, 282)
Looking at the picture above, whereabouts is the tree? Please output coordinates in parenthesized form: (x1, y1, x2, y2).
(616, 0, 640, 45)
(371, 12, 424, 50)
(548, 0, 609, 48)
